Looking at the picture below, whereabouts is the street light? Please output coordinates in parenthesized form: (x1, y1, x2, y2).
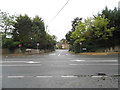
(37, 43, 39, 52)
(80, 42, 82, 53)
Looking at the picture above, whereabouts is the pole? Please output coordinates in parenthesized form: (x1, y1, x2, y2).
(80, 42, 82, 53)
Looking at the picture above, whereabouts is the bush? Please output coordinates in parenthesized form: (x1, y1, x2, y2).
(2, 38, 20, 50)
(73, 42, 81, 53)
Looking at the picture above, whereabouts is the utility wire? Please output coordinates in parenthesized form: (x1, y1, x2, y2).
(48, 0, 70, 25)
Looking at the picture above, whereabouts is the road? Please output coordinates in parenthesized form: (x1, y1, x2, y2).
(1, 50, 119, 88)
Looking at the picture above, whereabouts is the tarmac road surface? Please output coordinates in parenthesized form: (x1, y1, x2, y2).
(1, 50, 119, 88)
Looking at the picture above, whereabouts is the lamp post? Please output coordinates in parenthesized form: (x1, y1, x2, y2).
(18, 44, 22, 53)
(80, 42, 82, 53)
(37, 43, 39, 53)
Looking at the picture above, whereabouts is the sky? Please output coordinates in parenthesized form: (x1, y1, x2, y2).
(0, 0, 119, 41)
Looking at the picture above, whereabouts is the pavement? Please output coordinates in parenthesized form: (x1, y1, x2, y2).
(1, 49, 119, 88)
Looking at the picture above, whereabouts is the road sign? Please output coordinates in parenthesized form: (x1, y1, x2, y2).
(18, 44, 22, 47)
(82, 48, 87, 50)
(37, 43, 39, 46)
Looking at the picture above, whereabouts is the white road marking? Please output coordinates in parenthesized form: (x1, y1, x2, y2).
(69, 64, 119, 66)
(36, 76, 53, 78)
(5, 75, 118, 79)
(71, 60, 85, 62)
(1, 64, 42, 66)
(1, 61, 41, 64)
(71, 60, 118, 62)
(58, 54, 61, 56)
(61, 75, 77, 78)
(49, 53, 56, 56)
(8, 76, 24, 78)
(25, 61, 40, 64)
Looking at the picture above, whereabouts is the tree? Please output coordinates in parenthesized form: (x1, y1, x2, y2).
(12, 14, 56, 51)
(45, 34, 56, 51)
(71, 17, 82, 31)
(102, 7, 120, 46)
(66, 17, 82, 46)
(12, 14, 32, 48)
(31, 15, 46, 49)
(66, 15, 115, 53)
(0, 10, 15, 38)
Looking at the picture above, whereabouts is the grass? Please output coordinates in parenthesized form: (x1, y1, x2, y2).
(80, 52, 119, 55)
(69, 51, 119, 55)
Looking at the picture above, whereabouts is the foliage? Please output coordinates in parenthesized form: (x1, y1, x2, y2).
(2, 38, 20, 50)
(102, 7, 120, 46)
(1, 12, 56, 51)
(0, 10, 15, 38)
(66, 7, 118, 53)
(12, 14, 56, 50)
(12, 14, 32, 43)
(45, 34, 56, 51)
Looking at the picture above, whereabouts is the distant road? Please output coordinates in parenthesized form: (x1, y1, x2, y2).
(2, 50, 119, 88)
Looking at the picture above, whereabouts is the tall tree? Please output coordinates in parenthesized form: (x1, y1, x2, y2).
(31, 15, 46, 49)
(102, 7, 120, 46)
(13, 14, 32, 47)
(0, 10, 15, 38)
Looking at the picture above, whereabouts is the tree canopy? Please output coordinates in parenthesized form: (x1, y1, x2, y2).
(0, 11, 56, 52)
(66, 7, 120, 53)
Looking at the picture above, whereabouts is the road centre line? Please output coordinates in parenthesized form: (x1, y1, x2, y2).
(7, 75, 78, 78)
(8, 76, 24, 78)
(36, 76, 53, 78)
(6, 75, 119, 78)
(61, 75, 77, 78)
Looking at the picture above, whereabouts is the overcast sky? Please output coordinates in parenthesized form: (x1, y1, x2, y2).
(0, 0, 119, 41)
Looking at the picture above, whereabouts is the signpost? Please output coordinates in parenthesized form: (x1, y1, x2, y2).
(18, 44, 22, 53)
(37, 43, 39, 53)
(80, 42, 82, 53)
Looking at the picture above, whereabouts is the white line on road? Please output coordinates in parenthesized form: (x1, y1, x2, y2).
(71, 60, 118, 62)
(49, 53, 56, 56)
(69, 64, 119, 66)
(8, 76, 24, 78)
(1, 61, 41, 64)
(5, 75, 118, 79)
(71, 60, 85, 62)
(6, 75, 77, 78)
(36, 76, 53, 78)
(1, 64, 42, 66)
(61, 75, 77, 78)
(58, 54, 61, 56)
(25, 61, 40, 64)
